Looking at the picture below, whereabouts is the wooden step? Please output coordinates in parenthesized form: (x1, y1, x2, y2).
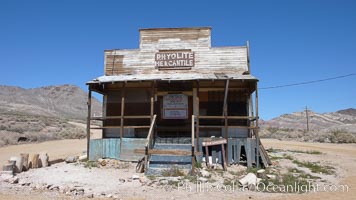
(134, 149, 201, 156)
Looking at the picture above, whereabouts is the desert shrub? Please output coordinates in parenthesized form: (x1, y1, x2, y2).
(0, 140, 5, 147)
(0, 124, 8, 130)
(162, 167, 186, 177)
(0, 131, 21, 146)
(329, 129, 356, 143)
(7, 124, 26, 133)
(292, 160, 334, 175)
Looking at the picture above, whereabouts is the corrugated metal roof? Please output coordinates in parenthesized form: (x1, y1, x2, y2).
(87, 73, 257, 84)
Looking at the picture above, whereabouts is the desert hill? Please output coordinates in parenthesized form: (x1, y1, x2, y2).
(260, 108, 356, 143)
(0, 84, 102, 146)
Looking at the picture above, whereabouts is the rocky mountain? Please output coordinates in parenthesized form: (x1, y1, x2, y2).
(0, 84, 102, 119)
(260, 108, 356, 143)
(336, 108, 356, 117)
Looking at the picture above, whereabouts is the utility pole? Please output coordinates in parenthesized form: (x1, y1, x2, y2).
(305, 106, 309, 132)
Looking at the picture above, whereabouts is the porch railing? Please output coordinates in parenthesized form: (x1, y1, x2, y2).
(144, 114, 157, 172)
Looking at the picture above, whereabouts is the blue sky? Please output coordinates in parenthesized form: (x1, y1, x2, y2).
(0, 0, 355, 119)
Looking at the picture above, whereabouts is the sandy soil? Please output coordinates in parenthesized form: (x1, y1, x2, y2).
(0, 139, 86, 165)
(262, 139, 356, 200)
(0, 139, 355, 200)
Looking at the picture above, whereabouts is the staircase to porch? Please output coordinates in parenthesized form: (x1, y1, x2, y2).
(143, 114, 196, 175)
(145, 141, 193, 175)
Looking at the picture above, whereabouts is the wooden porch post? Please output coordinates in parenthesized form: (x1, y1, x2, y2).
(223, 79, 230, 163)
(120, 83, 126, 140)
(196, 81, 200, 152)
(150, 81, 155, 123)
(255, 81, 260, 168)
(86, 88, 92, 159)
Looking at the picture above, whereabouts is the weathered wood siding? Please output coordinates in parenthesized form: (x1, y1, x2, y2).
(140, 28, 211, 51)
(89, 138, 145, 161)
(104, 27, 249, 76)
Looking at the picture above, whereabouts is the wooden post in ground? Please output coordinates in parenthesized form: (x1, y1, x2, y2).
(196, 80, 200, 152)
(31, 154, 39, 169)
(191, 115, 195, 173)
(205, 146, 209, 168)
(20, 153, 29, 171)
(86, 88, 92, 159)
(222, 79, 230, 164)
(221, 144, 227, 171)
(255, 81, 260, 168)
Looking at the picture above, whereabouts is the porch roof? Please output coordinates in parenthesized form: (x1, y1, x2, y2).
(86, 73, 257, 84)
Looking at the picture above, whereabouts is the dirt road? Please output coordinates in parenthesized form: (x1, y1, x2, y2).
(0, 139, 355, 199)
(0, 139, 86, 165)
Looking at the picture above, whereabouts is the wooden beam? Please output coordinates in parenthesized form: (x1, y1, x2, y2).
(191, 115, 195, 173)
(124, 116, 151, 119)
(249, 94, 254, 137)
(134, 149, 202, 155)
(120, 84, 126, 140)
(148, 149, 192, 156)
(198, 116, 256, 120)
(151, 81, 155, 122)
(205, 146, 209, 168)
(199, 125, 257, 129)
(196, 81, 200, 152)
(223, 79, 230, 135)
(246, 40, 251, 74)
(221, 144, 227, 171)
(86, 89, 92, 159)
(255, 81, 260, 168)
(91, 116, 151, 120)
(223, 79, 230, 164)
(91, 126, 151, 129)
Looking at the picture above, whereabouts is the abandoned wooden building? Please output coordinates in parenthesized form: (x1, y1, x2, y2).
(86, 27, 270, 174)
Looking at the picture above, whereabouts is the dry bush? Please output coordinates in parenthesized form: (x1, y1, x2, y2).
(328, 129, 356, 143)
(0, 114, 86, 147)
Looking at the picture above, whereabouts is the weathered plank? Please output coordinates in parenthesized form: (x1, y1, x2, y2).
(212, 148, 217, 164)
(228, 140, 233, 164)
(102, 138, 120, 159)
(202, 138, 227, 146)
(234, 140, 241, 164)
(89, 139, 103, 161)
(120, 138, 146, 161)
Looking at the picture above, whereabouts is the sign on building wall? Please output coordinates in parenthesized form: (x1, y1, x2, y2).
(155, 51, 194, 69)
(162, 94, 188, 119)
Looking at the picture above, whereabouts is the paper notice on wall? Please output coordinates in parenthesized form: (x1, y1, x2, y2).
(163, 94, 188, 119)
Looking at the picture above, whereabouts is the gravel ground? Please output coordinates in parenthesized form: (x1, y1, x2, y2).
(0, 139, 355, 200)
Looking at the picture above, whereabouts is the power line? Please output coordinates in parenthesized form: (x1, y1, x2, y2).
(259, 72, 356, 90)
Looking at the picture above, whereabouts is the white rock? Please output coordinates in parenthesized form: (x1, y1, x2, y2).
(132, 175, 140, 180)
(257, 169, 266, 178)
(159, 179, 168, 185)
(198, 177, 208, 183)
(78, 155, 87, 161)
(10, 156, 23, 173)
(39, 153, 49, 167)
(266, 174, 277, 180)
(200, 169, 210, 177)
(65, 156, 77, 163)
(239, 173, 257, 188)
